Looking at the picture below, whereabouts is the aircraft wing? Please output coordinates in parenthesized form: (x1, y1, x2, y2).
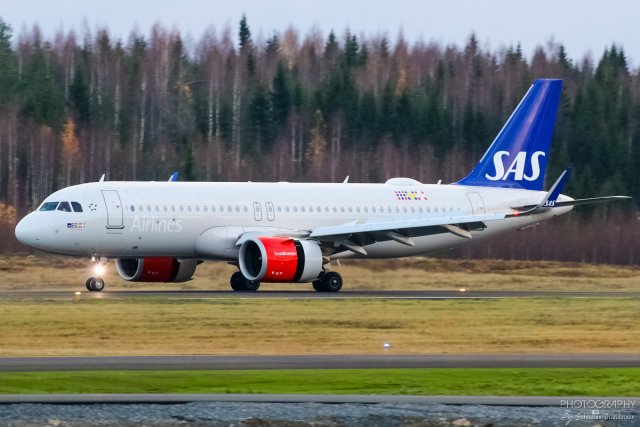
(308, 212, 507, 255)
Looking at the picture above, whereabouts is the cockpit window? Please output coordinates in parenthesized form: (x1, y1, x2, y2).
(71, 202, 83, 212)
(57, 201, 72, 212)
(39, 202, 59, 211)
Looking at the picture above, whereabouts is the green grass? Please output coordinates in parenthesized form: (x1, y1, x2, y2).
(1, 368, 639, 396)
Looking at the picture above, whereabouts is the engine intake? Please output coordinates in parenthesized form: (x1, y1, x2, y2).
(239, 237, 322, 283)
(115, 257, 197, 282)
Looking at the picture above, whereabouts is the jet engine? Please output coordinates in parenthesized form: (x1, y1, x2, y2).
(115, 257, 198, 282)
(238, 236, 322, 282)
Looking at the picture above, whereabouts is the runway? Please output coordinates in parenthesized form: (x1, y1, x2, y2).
(2, 354, 639, 372)
(0, 393, 638, 406)
(1, 289, 639, 300)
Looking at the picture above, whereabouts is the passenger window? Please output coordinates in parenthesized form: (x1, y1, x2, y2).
(204, 206, 208, 212)
(40, 202, 59, 211)
(340, 207, 345, 213)
(130, 206, 135, 212)
(301, 206, 306, 213)
(138, 205, 143, 212)
(163, 206, 168, 212)
(285, 206, 290, 213)
(277, 206, 282, 213)
(195, 206, 200, 212)
(57, 202, 72, 212)
(235, 206, 240, 213)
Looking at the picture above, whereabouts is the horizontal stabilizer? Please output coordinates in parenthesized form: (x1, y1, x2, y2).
(516, 196, 631, 211)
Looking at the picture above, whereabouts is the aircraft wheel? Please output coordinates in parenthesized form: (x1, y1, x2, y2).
(312, 280, 326, 292)
(322, 272, 343, 292)
(93, 278, 105, 292)
(244, 279, 260, 292)
(230, 272, 246, 291)
(86, 277, 105, 292)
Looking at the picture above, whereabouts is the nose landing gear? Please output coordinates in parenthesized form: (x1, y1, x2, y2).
(86, 257, 107, 292)
(86, 277, 105, 292)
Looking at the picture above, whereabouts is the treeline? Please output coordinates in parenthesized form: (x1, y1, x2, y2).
(0, 16, 639, 262)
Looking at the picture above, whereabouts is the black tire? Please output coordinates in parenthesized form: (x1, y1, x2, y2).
(244, 279, 260, 292)
(93, 278, 105, 292)
(322, 272, 343, 292)
(86, 277, 94, 291)
(230, 271, 246, 291)
(312, 280, 326, 292)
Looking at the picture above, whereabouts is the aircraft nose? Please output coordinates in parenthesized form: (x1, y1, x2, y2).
(15, 214, 35, 246)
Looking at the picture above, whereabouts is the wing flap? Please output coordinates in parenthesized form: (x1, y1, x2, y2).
(309, 212, 506, 240)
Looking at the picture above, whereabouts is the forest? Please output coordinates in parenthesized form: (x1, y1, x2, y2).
(0, 16, 639, 263)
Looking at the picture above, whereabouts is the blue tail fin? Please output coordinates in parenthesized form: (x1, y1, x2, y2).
(457, 79, 562, 190)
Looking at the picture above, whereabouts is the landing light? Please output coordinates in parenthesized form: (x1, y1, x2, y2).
(74, 291, 81, 296)
(93, 264, 106, 277)
(459, 288, 466, 292)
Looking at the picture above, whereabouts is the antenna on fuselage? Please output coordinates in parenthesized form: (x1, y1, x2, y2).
(98, 174, 105, 182)
(343, 176, 349, 184)
(168, 171, 179, 182)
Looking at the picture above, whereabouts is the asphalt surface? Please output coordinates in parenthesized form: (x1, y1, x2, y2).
(2, 354, 640, 372)
(2, 289, 639, 300)
(0, 394, 637, 406)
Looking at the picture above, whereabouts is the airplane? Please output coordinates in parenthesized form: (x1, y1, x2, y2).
(14, 79, 629, 292)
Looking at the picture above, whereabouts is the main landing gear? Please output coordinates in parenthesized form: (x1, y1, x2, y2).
(230, 271, 260, 292)
(86, 257, 107, 292)
(312, 271, 343, 293)
(228, 270, 343, 292)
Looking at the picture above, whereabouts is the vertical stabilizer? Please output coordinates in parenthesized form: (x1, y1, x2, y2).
(457, 79, 562, 190)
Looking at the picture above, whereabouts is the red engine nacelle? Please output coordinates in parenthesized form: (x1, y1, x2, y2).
(239, 236, 323, 283)
(115, 257, 198, 282)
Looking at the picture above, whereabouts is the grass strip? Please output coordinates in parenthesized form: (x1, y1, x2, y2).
(2, 298, 640, 356)
(1, 368, 639, 396)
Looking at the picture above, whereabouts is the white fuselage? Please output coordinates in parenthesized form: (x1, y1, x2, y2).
(15, 180, 573, 260)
